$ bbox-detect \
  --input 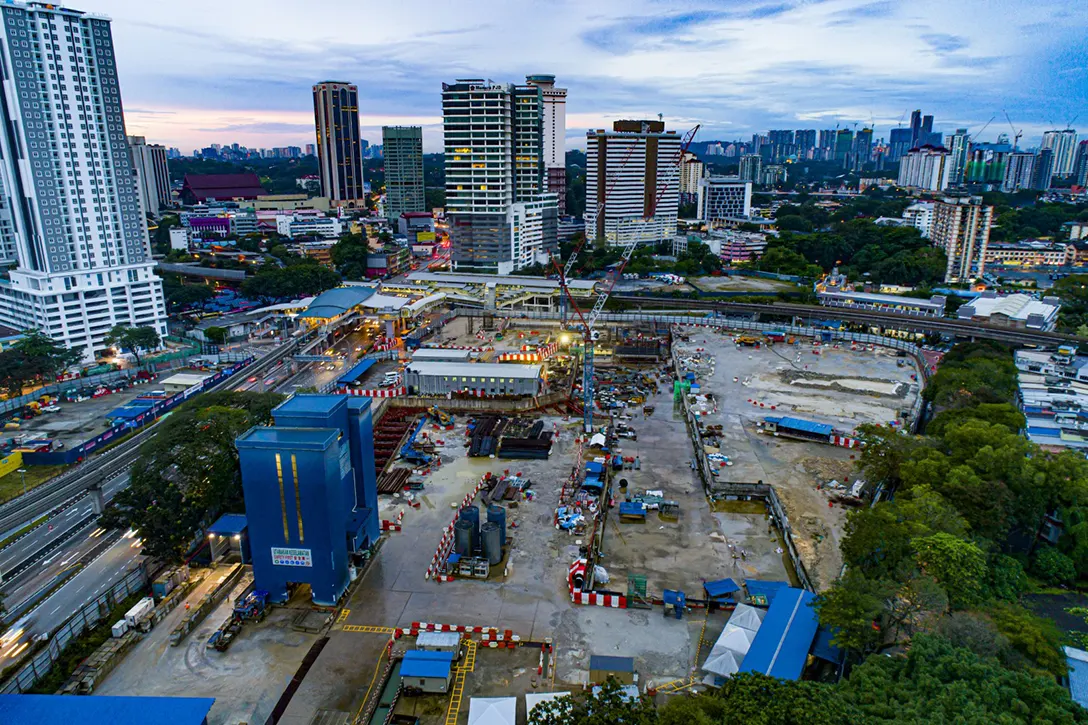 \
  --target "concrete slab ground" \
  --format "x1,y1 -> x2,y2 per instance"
674,325 -> 921,589
280,341 -> 795,723
95,567 -> 319,725
689,275 -> 799,293
7,378 -> 166,450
